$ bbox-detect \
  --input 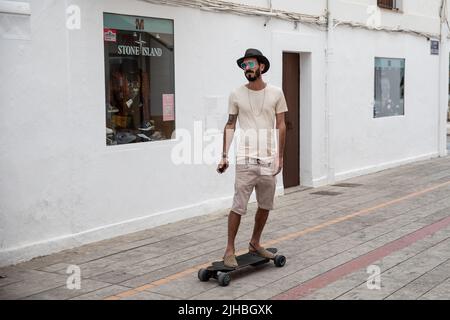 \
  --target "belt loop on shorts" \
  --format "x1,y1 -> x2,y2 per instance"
244,158 -> 271,167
